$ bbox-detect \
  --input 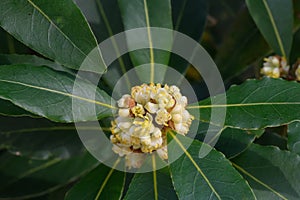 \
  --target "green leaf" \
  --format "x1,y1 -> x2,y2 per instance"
0,0 -> 105,73
169,0 -> 208,73
0,54 -> 74,75
0,99 -> 37,117
246,0 -> 293,59
118,0 -> 173,83
168,132 -> 256,200
255,130 -> 288,150
188,78 -> 300,129
0,64 -> 114,123
0,151 -> 98,199
294,0 -> 300,30
65,163 -> 125,200
76,0 -> 133,90
196,122 -> 261,158
231,144 -> 300,199
0,27 -> 30,54
215,9 -> 270,82
0,116 -> 87,160
288,121 -> 300,155
124,167 -> 177,200
290,28 -> 300,64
